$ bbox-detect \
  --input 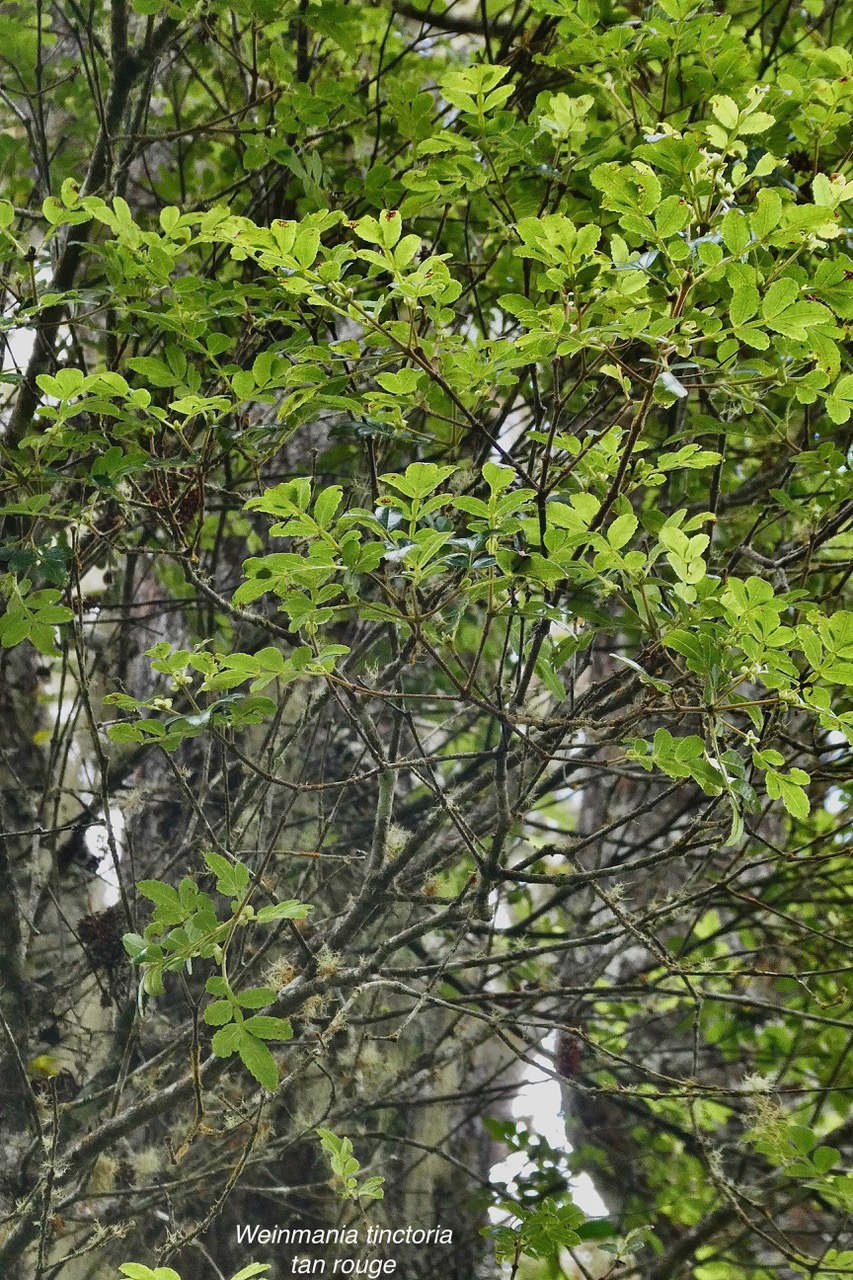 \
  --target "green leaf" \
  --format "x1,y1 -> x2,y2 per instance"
711,95 -> 739,130
654,196 -> 690,240
664,629 -> 706,669
236,986 -> 277,1008
812,1146 -> 840,1175
750,188 -> 782,239
255,900 -> 312,923
237,1030 -> 279,1091
722,210 -> 750,256
126,356 -> 179,387
293,226 -> 320,267
825,373 -> 853,424
730,285 -> 760,327
232,370 -> 255,401
357,1176 -> 385,1201
765,768 -> 810,819
242,1015 -> 293,1040
119,1268 -> 181,1280
203,851 -> 251,898
211,1024 -> 242,1057
379,462 -> 456,500
314,485 -> 343,528
607,513 -> 637,549
136,880 -> 181,907
762,278 -> 799,321
203,1000 -> 235,1026
375,369 -> 422,395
